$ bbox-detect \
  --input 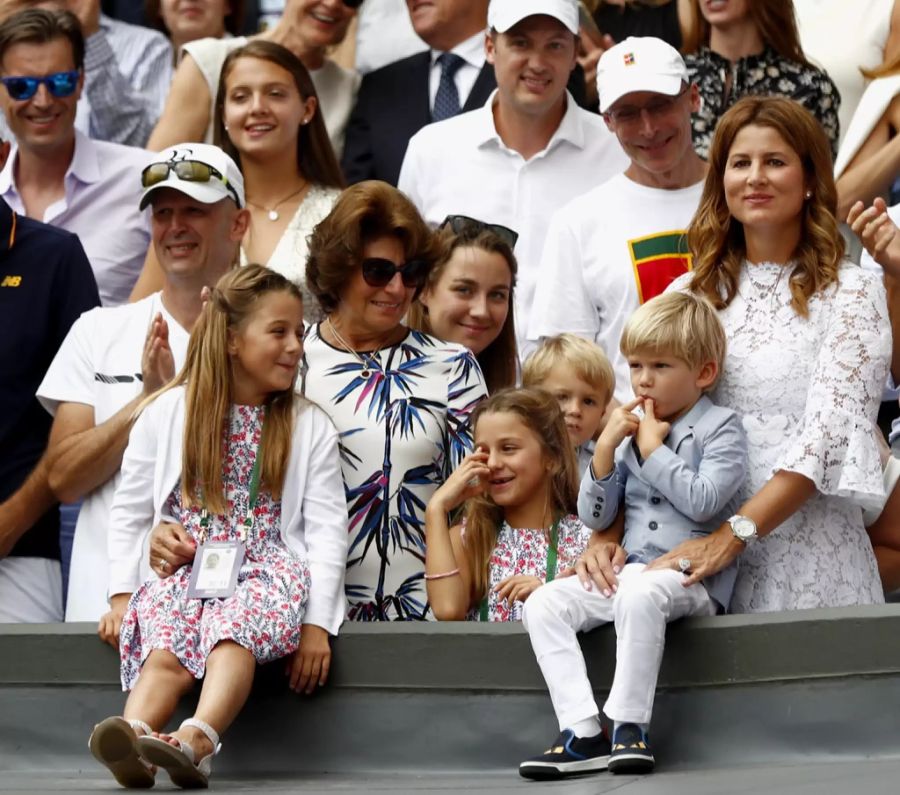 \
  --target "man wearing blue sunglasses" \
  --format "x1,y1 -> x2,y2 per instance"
0,8 -> 151,307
